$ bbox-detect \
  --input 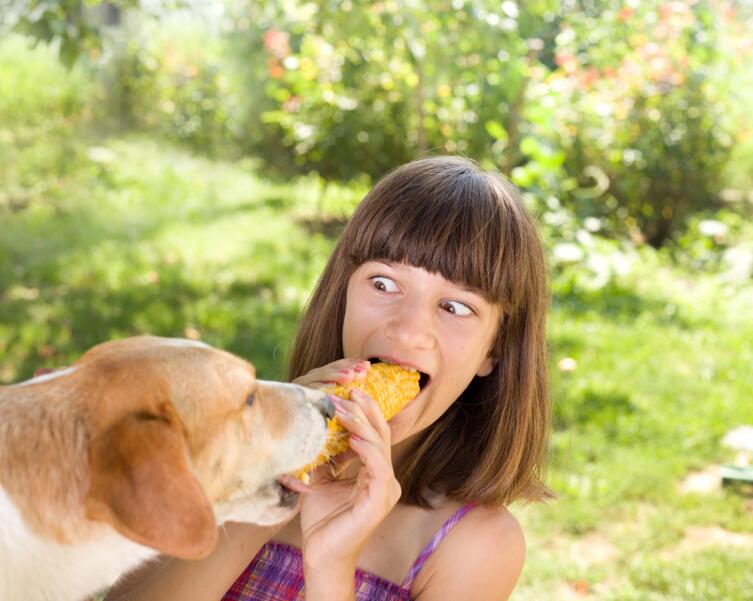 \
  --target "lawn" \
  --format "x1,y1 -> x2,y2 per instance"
2,134 -> 752,599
